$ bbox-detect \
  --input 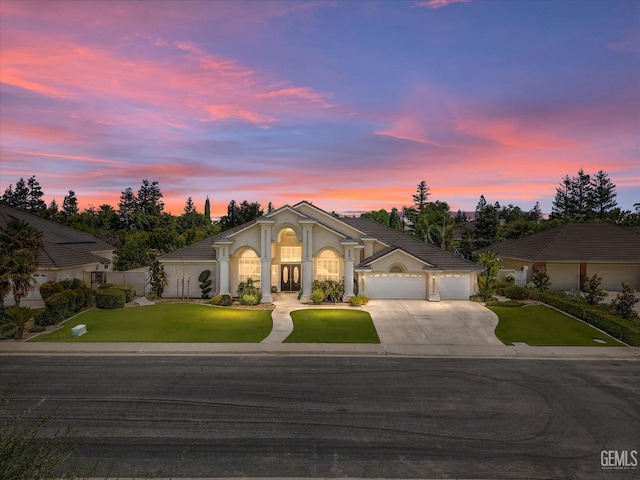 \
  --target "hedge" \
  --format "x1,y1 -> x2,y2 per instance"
95,288 -> 126,309
538,291 -> 640,346
113,285 -> 135,303
211,294 -> 232,306
37,292 -> 70,326
39,282 -> 63,301
504,285 -> 529,300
